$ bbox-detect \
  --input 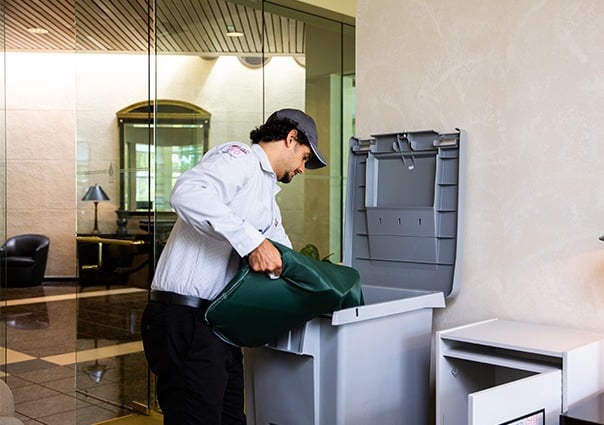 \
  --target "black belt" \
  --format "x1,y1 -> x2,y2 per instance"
150,290 -> 211,309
